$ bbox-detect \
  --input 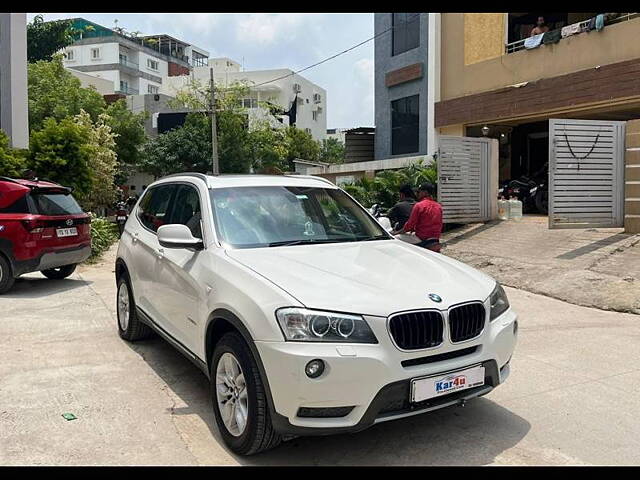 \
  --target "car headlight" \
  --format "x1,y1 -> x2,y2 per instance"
489,283 -> 510,321
276,308 -> 378,343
